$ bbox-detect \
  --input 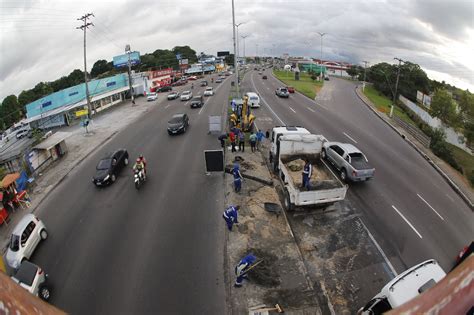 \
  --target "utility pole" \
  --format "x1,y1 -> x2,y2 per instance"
362,60 -> 369,91
231,0 -> 239,96
77,13 -> 94,120
256,43 -> 259,63
317,32 -> 326,80
241,35 -> 249,63
125,44 -> 135,105
392,57 -> 404,117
